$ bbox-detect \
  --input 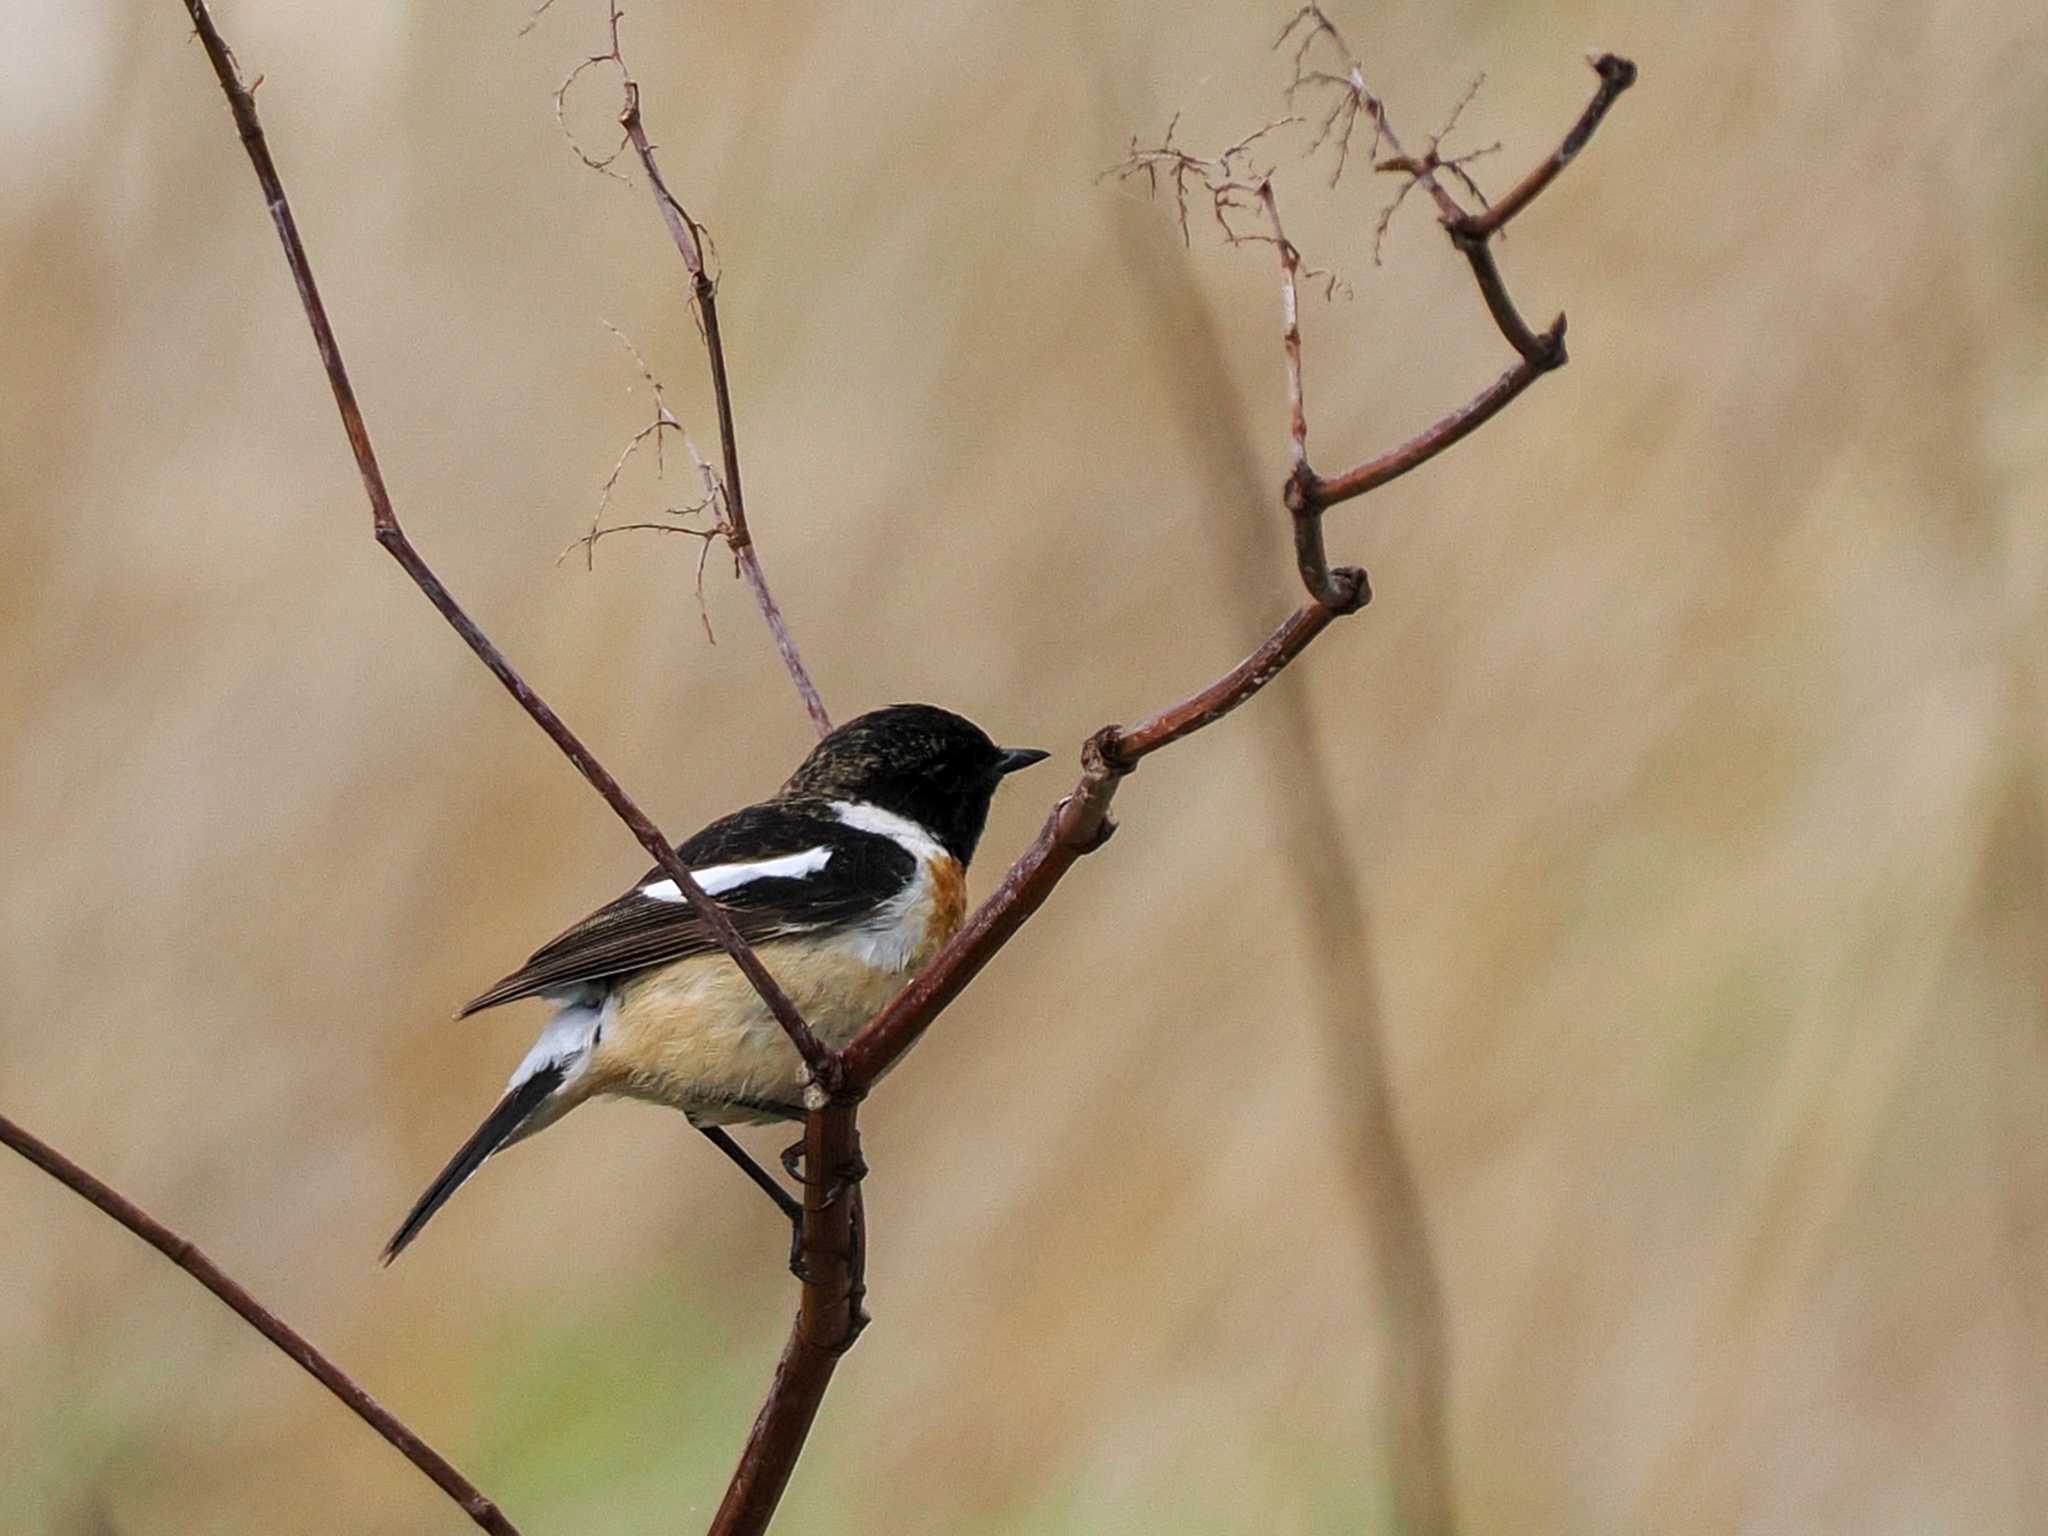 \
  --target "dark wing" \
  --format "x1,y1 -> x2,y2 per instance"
457,800 -> 914,1016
